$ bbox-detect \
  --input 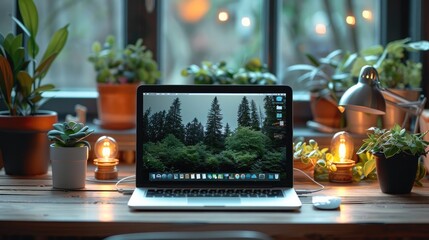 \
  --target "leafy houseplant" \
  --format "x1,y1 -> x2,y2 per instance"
350,38 -> 429,129
181,58 -> 277,85
88,36 -> 160,130
0,0 -> 69,175
350,38 -> 429,89
48,121 -> 94,189
357,125 -> 429,194
286,50 -> 355,129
